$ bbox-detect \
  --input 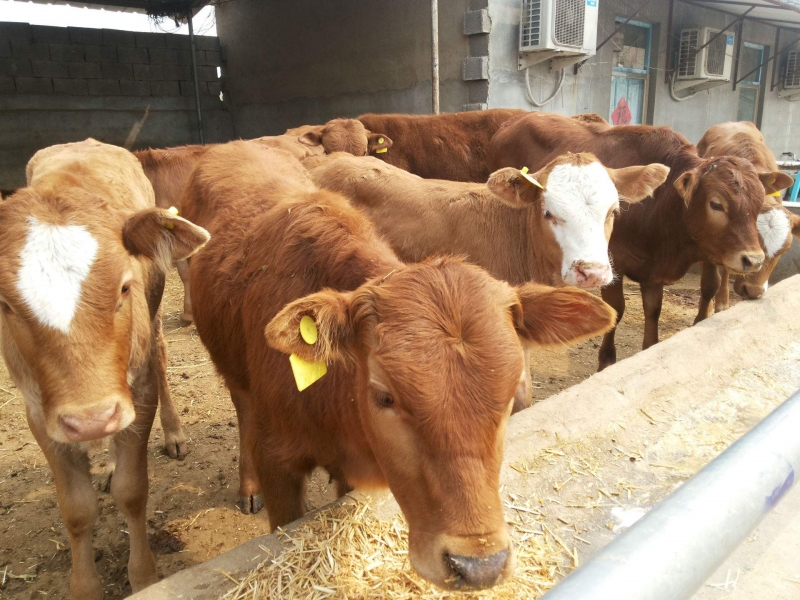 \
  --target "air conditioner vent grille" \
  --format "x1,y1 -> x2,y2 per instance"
553,0 -> 585,47
521,0 -> 542,49
678,29 -> 699,77
705,33 -> 727,76
786,51 -> 800,87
